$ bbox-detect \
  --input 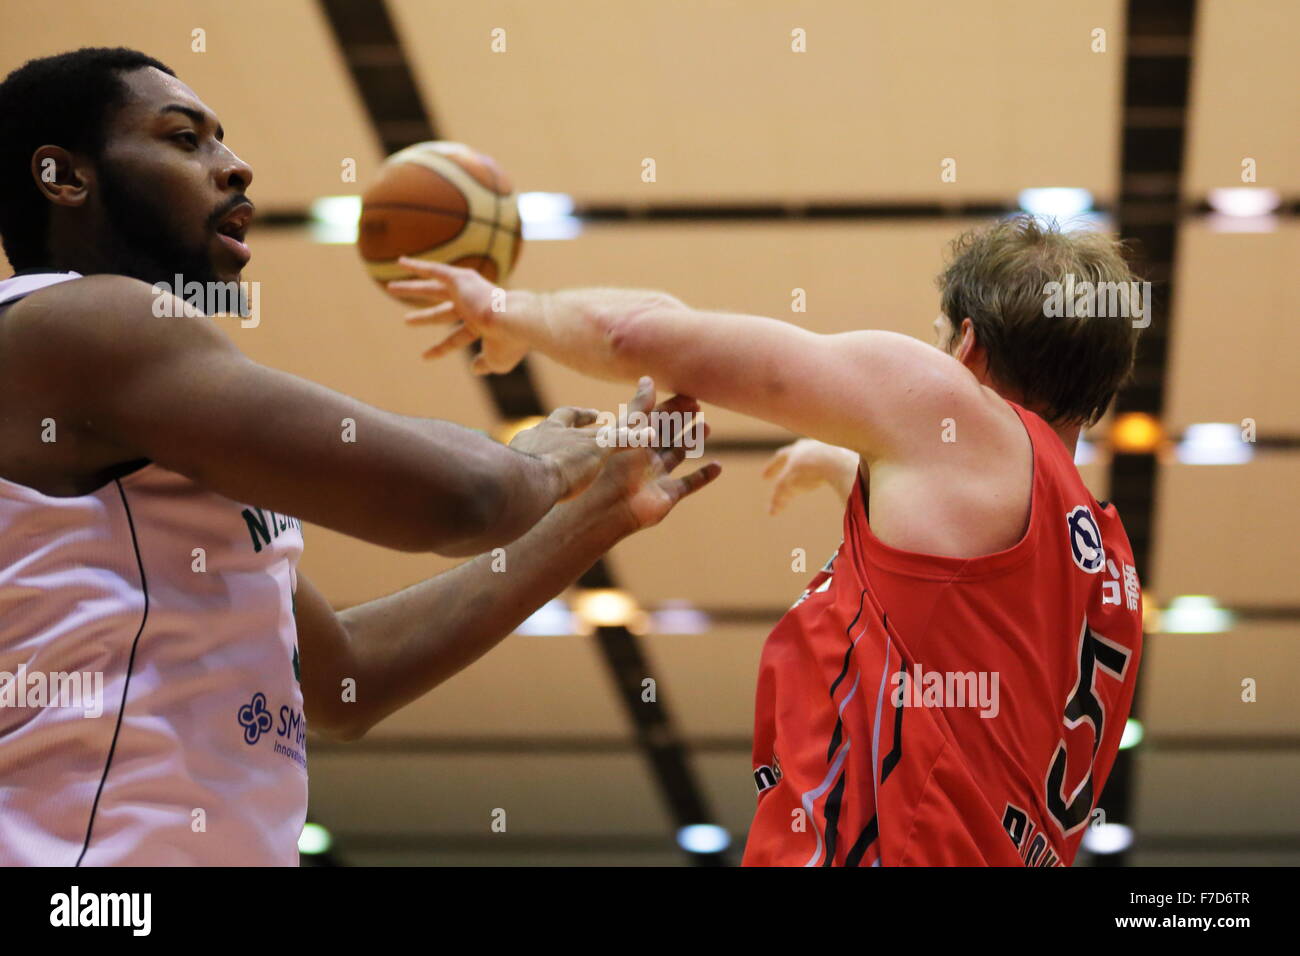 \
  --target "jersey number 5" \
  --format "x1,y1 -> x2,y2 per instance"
1046,617 -> 1132,836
